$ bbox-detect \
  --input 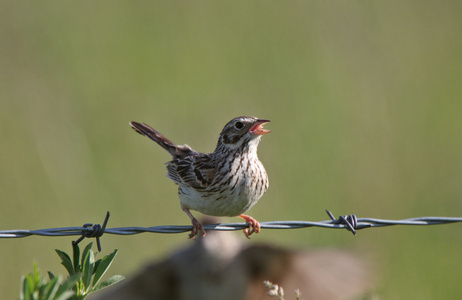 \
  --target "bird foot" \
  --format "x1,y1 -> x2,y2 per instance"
238,214 -> 261,239
183,207 -> 206,239
188,218 -> 206,239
